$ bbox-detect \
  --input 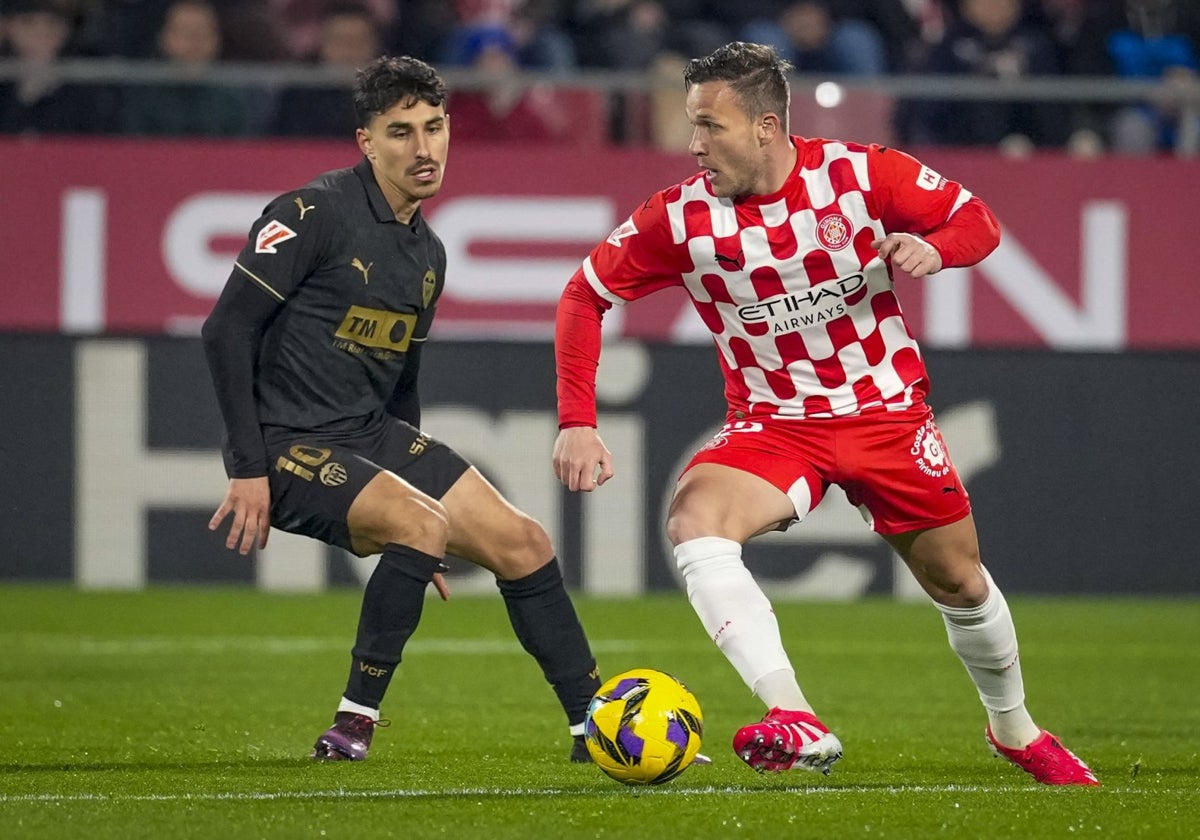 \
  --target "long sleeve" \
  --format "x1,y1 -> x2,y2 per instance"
555,270 -> 611,428
922,195 -> 1000,269
869,145 -> 1001,268
200,272 -> 282,478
